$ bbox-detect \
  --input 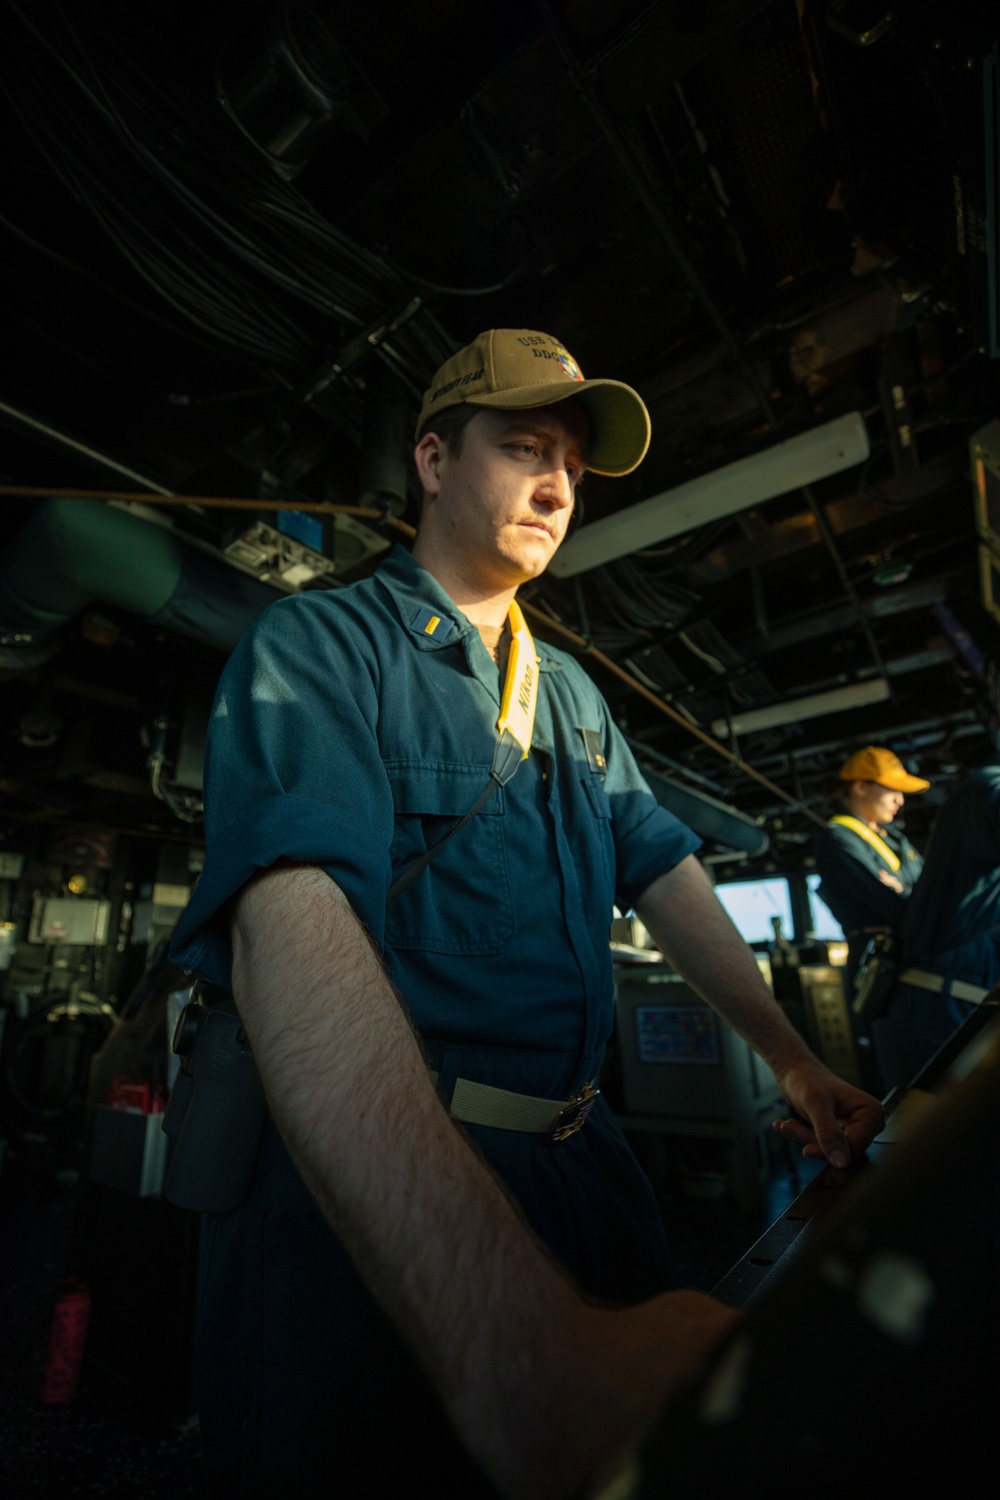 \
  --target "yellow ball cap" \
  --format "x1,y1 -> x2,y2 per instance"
837,746 -> 930,792
415,328 -> 651,477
